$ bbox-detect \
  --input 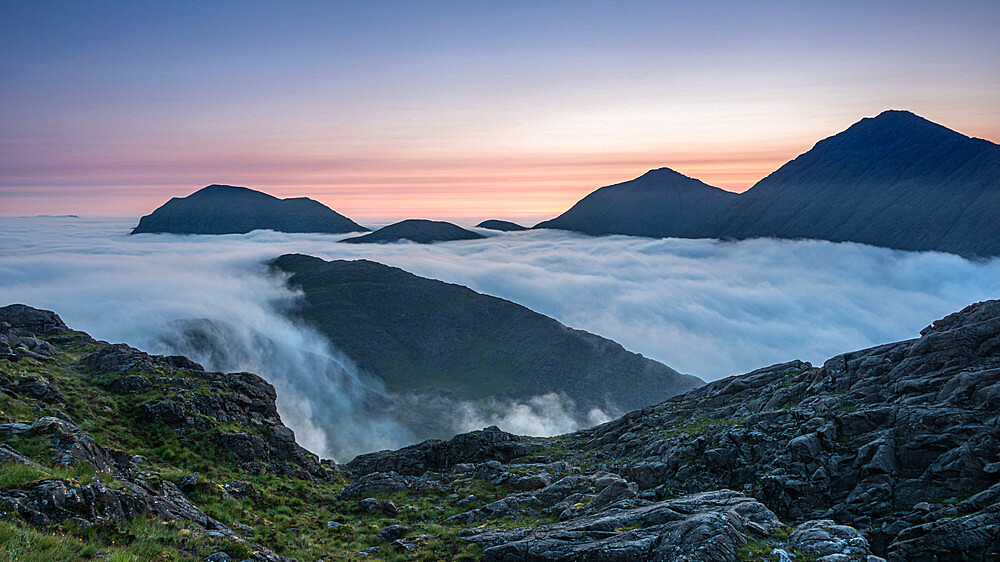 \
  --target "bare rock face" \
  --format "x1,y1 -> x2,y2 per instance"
789,519 -> 872,558
83,342 -> 204,372
0,304 -> 70,361
346,425 -> 530,476
0,304 -> 68,334
0,415 -> 233,534
888,502 -> 1000,560
0,417 -> 136,478
467,490 -> 781,561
